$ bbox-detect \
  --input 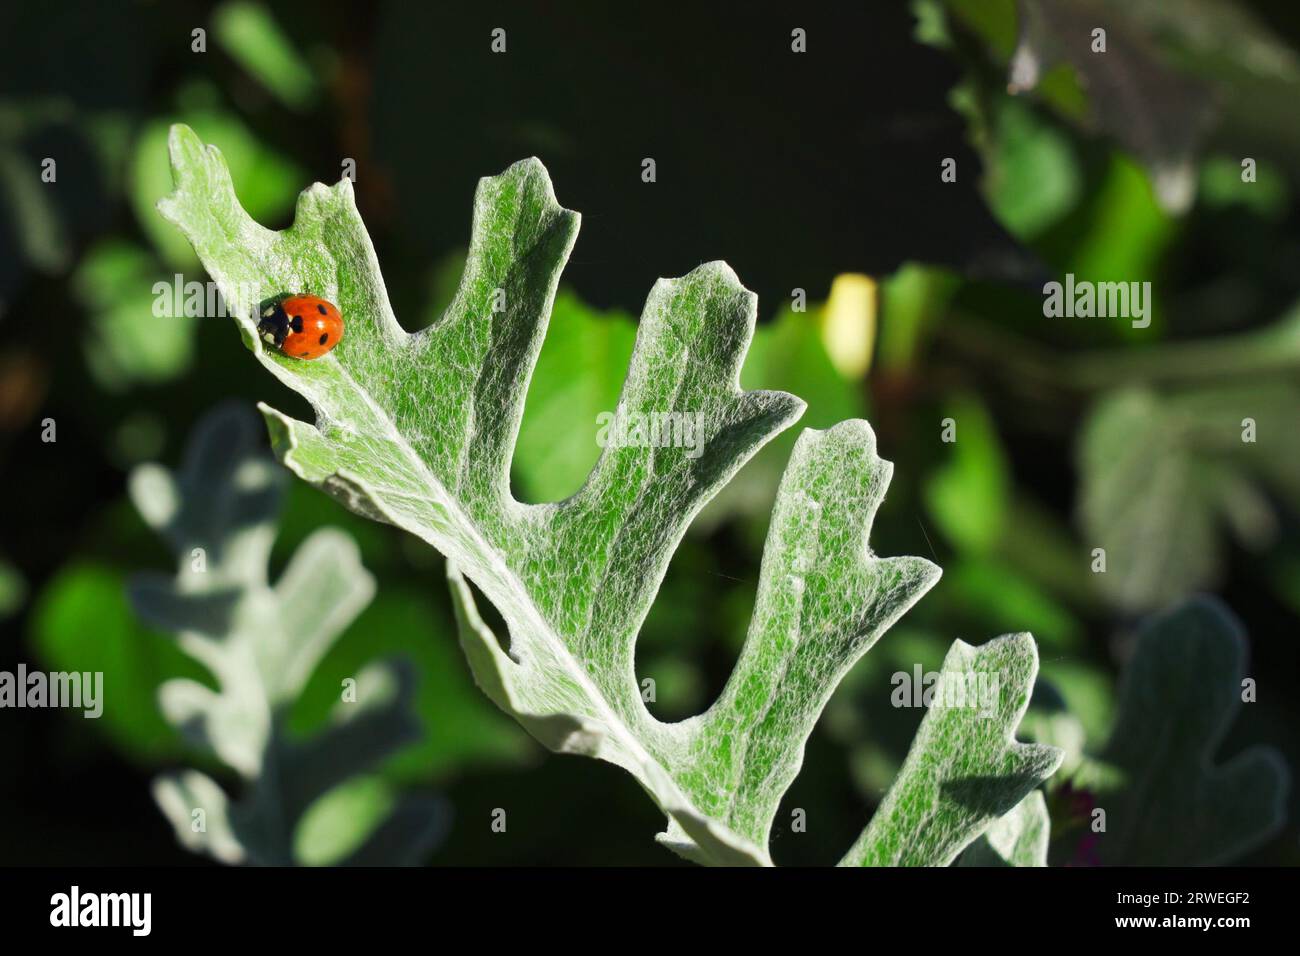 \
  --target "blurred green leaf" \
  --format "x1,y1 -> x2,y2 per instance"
1041,153 -> 1177,343
982,96 -> 1081,239
421,249 -> 470,330
292,775 -> 395,866
1067,154 -> 1175,285
213,1 -> 320,110
1080,598 -> 1288,865
942,0 -> 1018,57
1035,660 -> 1113,747
945,559 -> 1082,650
73,240 -> 198,391
1079,382 -> 1300,611
876,262 -> 960,372
512,290 -> 636,503
636,655 -> 704,721
996,498 -> 1104,612
31,563 -> 206,761
0,143 -> 71,272
109,411 -> 168,468
293,772 -> 452,867
1199,155 -> 1289,219
636,538 -> 725,721
924,394 -> 1009,555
